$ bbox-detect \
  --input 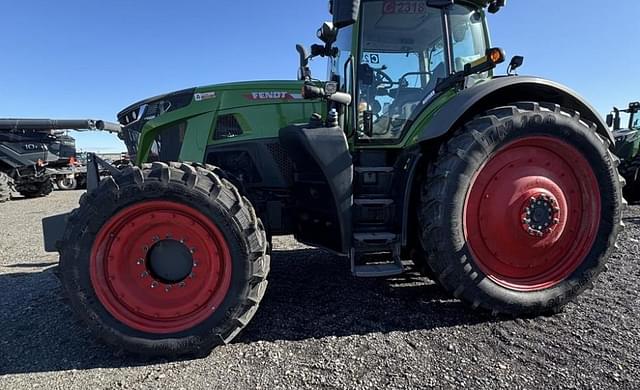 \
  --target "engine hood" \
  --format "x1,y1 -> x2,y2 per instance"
117,80 -> 307,123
